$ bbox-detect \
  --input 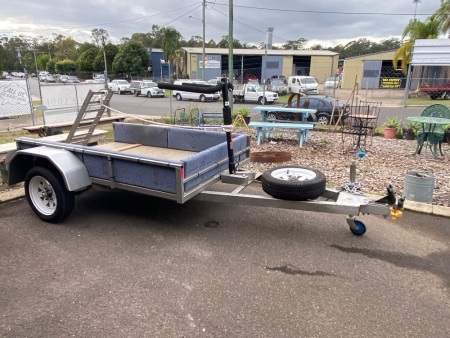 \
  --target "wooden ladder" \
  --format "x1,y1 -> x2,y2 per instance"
65,90 -> 113,145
